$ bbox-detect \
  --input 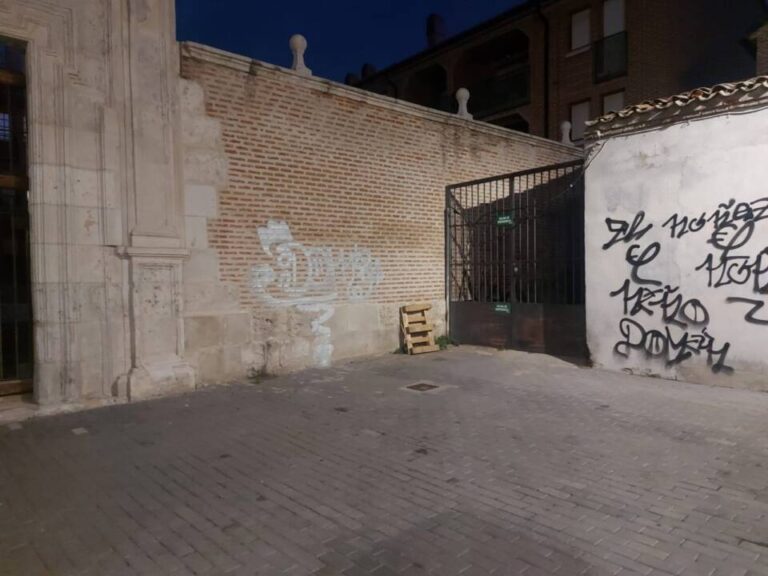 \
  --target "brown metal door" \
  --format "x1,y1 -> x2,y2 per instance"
0,39 -> 32,396
446,161 -> 588,361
